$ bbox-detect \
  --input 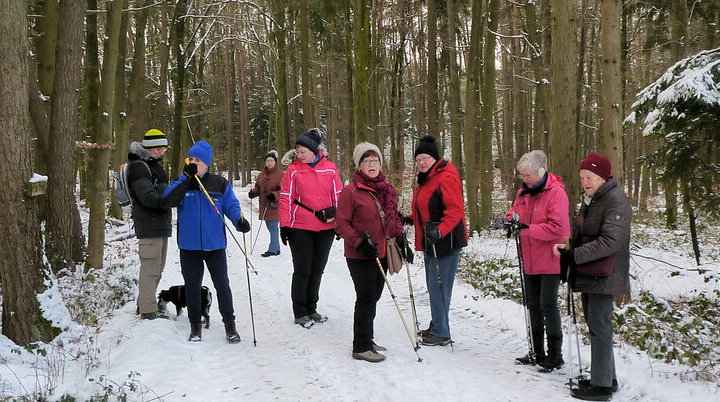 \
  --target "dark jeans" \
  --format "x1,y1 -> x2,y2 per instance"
347,257 -> 386,353
288,228 -> 335,318
524,273 -> 562,338
180,249 -> 235,323
582,293 -> 617,387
